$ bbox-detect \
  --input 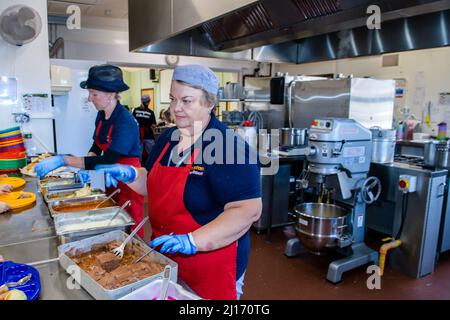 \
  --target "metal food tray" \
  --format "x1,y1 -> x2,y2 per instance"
39,179 -> 84,195
53,206 -> 131,243
48,196 -> 116,217
44,188 -> 106,204
38,176 -> 76,188
58,230 -> 178,300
